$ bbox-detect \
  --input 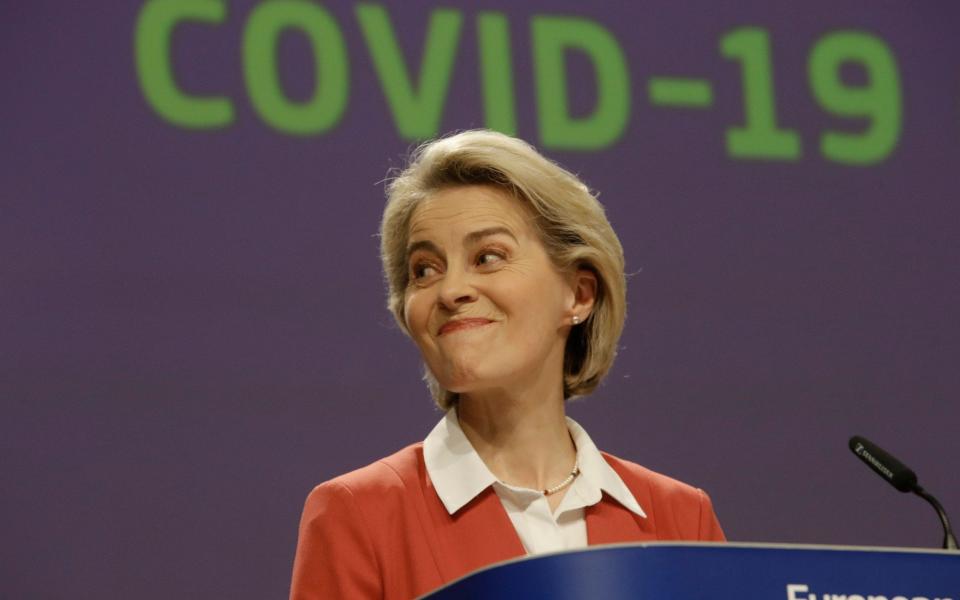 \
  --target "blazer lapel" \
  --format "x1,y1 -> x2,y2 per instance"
586,495 -> 656,545
424,482 -> 526,582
